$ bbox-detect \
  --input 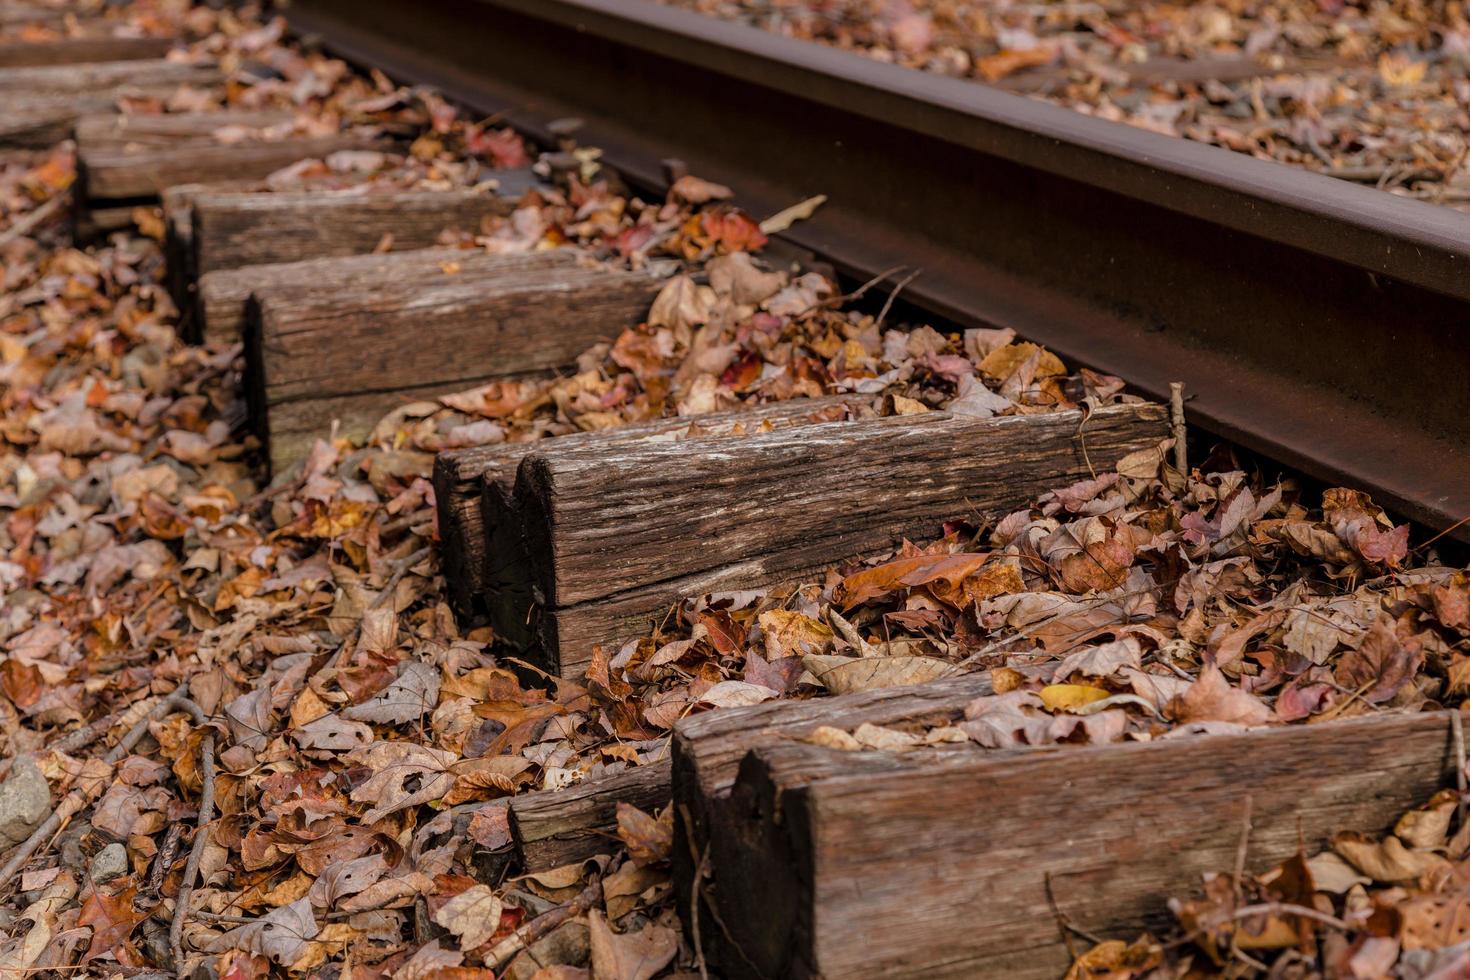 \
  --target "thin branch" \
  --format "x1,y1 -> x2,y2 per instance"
168,695 -> 214,976
483,875 -> 603,970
